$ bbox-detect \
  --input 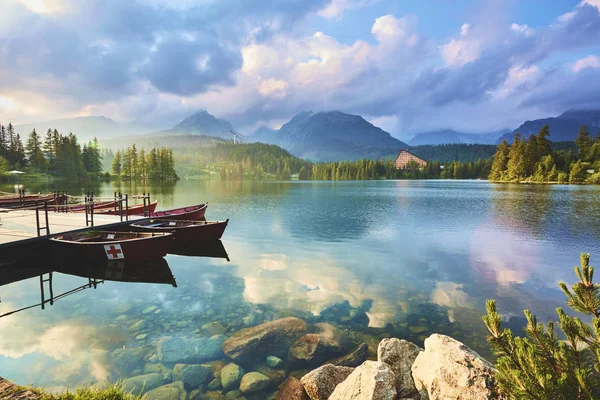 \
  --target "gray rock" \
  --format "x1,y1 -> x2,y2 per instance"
222,317 -> 307,362
266,355 -> 283,368
143,305 -> 158,314
221,363 -> 245,390
110,347 -> 145,375
203,391 -> 225,400
240,372 -> 271,394
300,364 -> 354,400
225,390 -> 245,399
122,373 -> 167,395
255,365 -> 286,387
173,363 -> 211,389
329,361 -> 397,400
189,388 -> 204,400
330,343 -> 368,368
276,377 -> 310,400
411,334 -> 498,400
288,323 -> 345,368
158,335 -> 225,363
144,381 -> 187,400
377,338 -> 422,399
114,303 -> 132,314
